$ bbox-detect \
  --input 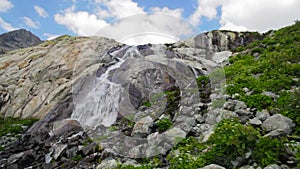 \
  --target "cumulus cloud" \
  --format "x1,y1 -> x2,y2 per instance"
34,5 -> 48,18
150,7 -> 183,18
54,7 -> 108,36
0,0 -> 13,12
189,0 -> 219,25
96,13 -> 195,45
219,0 -> 300,32
23,17 -> 39,29
0,17 -> 17,31
54,3 -> 197,45
95,0 -> 145,19
190,0 -> 300,32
